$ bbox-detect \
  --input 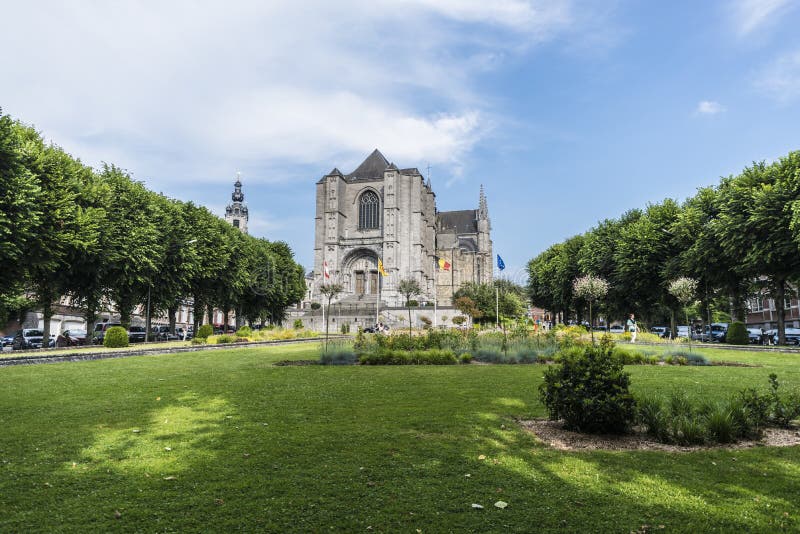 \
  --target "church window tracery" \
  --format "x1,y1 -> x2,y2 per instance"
358,190 -> 380,230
